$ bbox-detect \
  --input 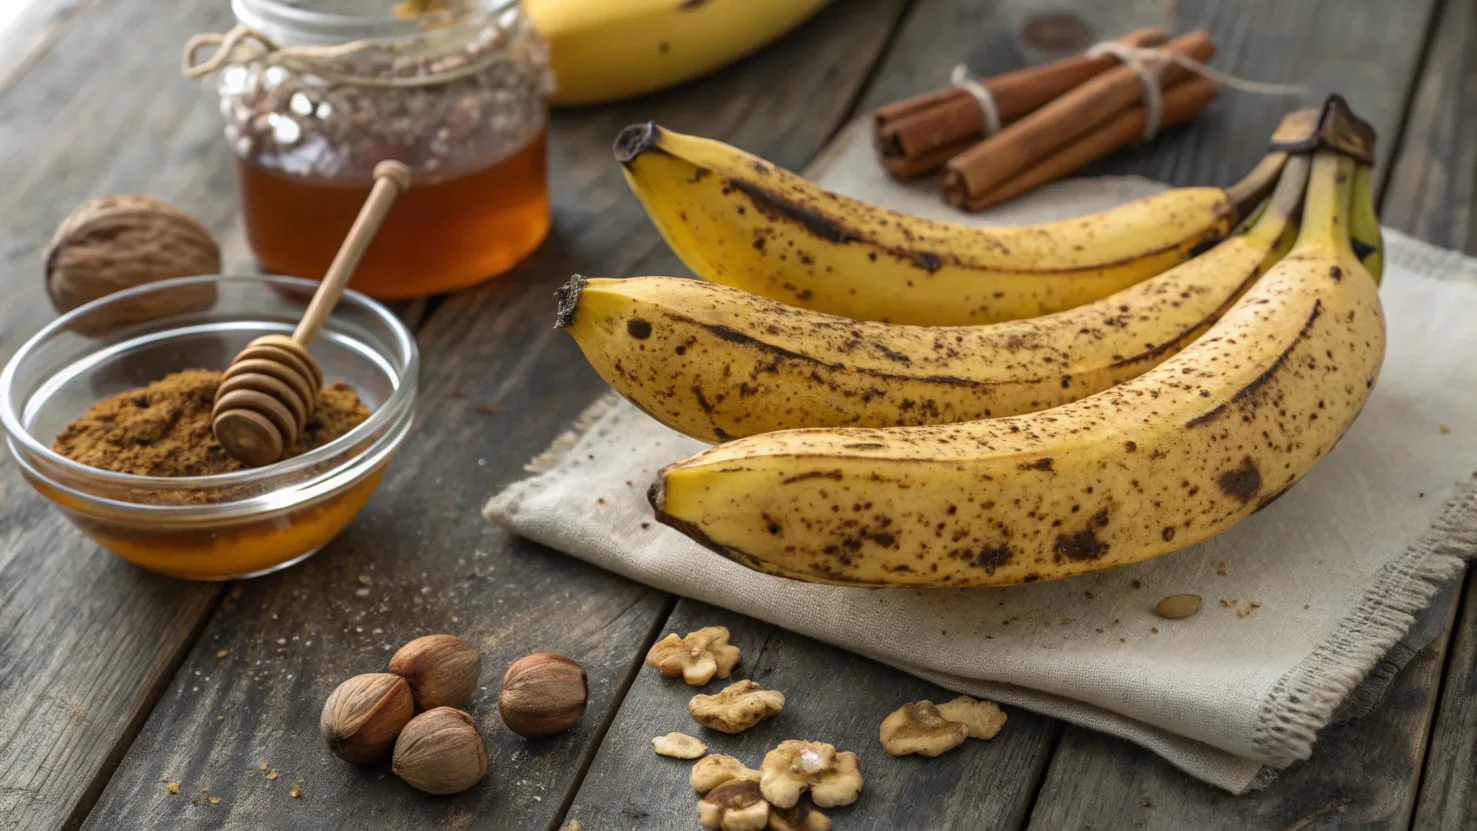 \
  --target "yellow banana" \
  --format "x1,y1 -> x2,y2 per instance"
1350,164 -> 1384,283
525,0 -> 831,106
651,150 -> 1385,587
615,122 -> 1284,325
557,155 -> 1305,442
